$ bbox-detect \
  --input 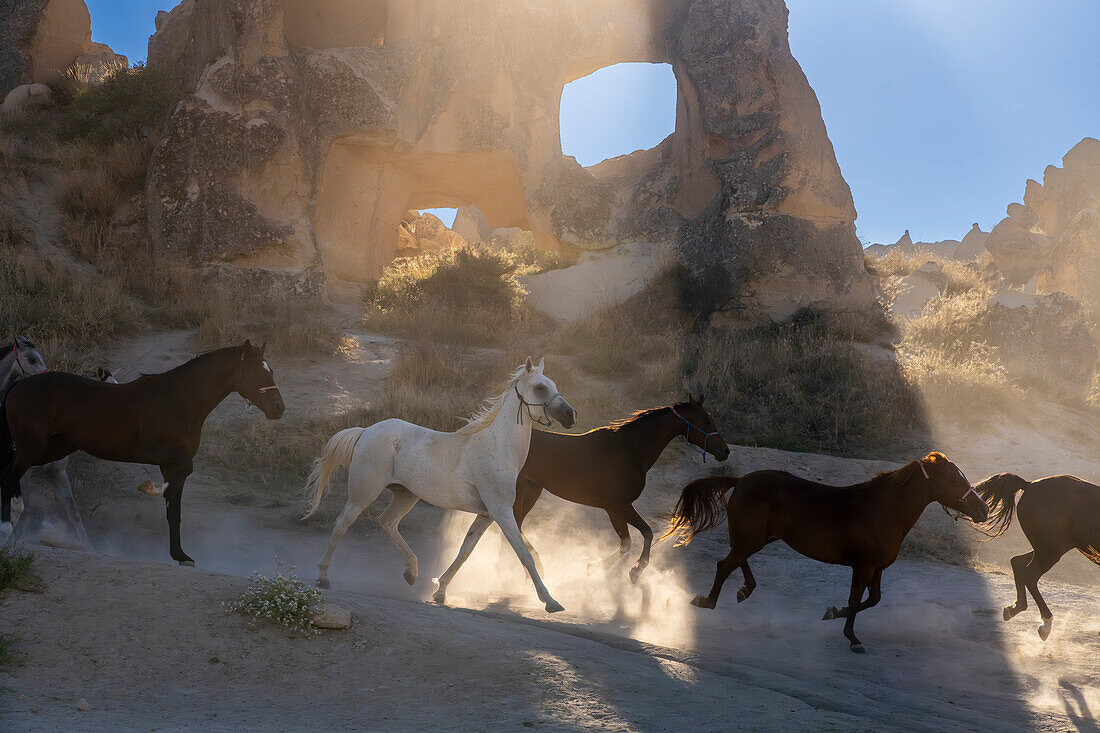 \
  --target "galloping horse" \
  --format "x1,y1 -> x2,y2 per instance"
1,338 -> 115,549
0,341 -> 284,564
662,452 -> 989,652
976,473 -> 1100,640
432,396 -> 729,600
304,357 -> 577,613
